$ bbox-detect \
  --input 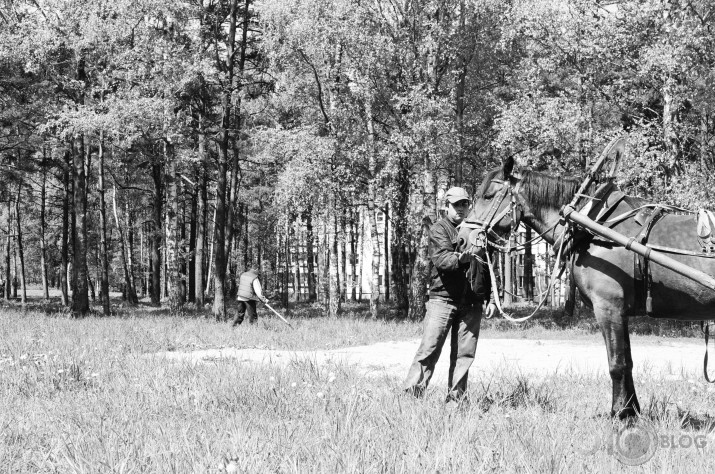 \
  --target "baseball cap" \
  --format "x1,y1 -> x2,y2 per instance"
444,187 -> 470,204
